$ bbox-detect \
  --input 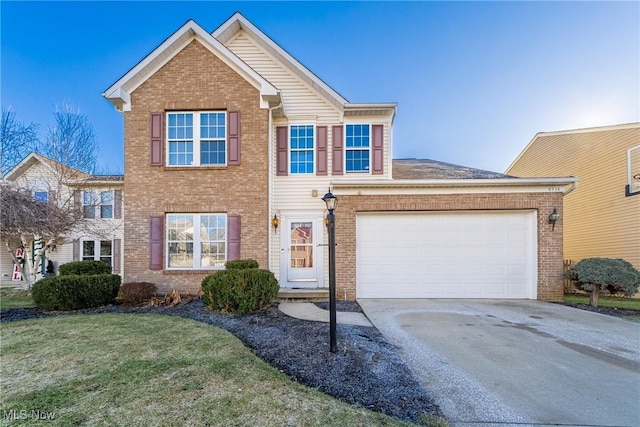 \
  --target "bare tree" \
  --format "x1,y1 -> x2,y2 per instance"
40,104 -> 98,174
1,106 -> 39,176
1,181 -> 80,286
